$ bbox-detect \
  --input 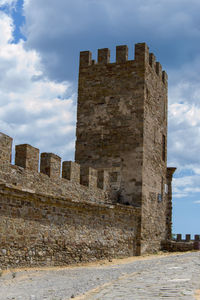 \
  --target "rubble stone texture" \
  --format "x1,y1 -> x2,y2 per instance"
0,184 -> 140,268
